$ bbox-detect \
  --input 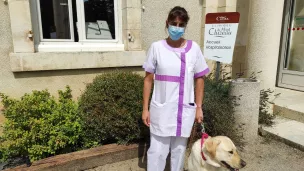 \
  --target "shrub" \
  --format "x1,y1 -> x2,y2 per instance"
79,71 -> 148,145
249,72 -> 280,126
189,72 -> 243,148
258,89 -> 279,126
0,86 -> 82,162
